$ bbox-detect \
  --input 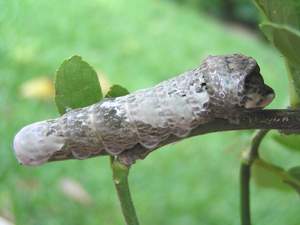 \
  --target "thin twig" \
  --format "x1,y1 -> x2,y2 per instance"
240,130 -> 269,225
243,130 -> 269,164
240,163 -> 251,225
119,109 -> 300,165
110,157 -> 140,225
